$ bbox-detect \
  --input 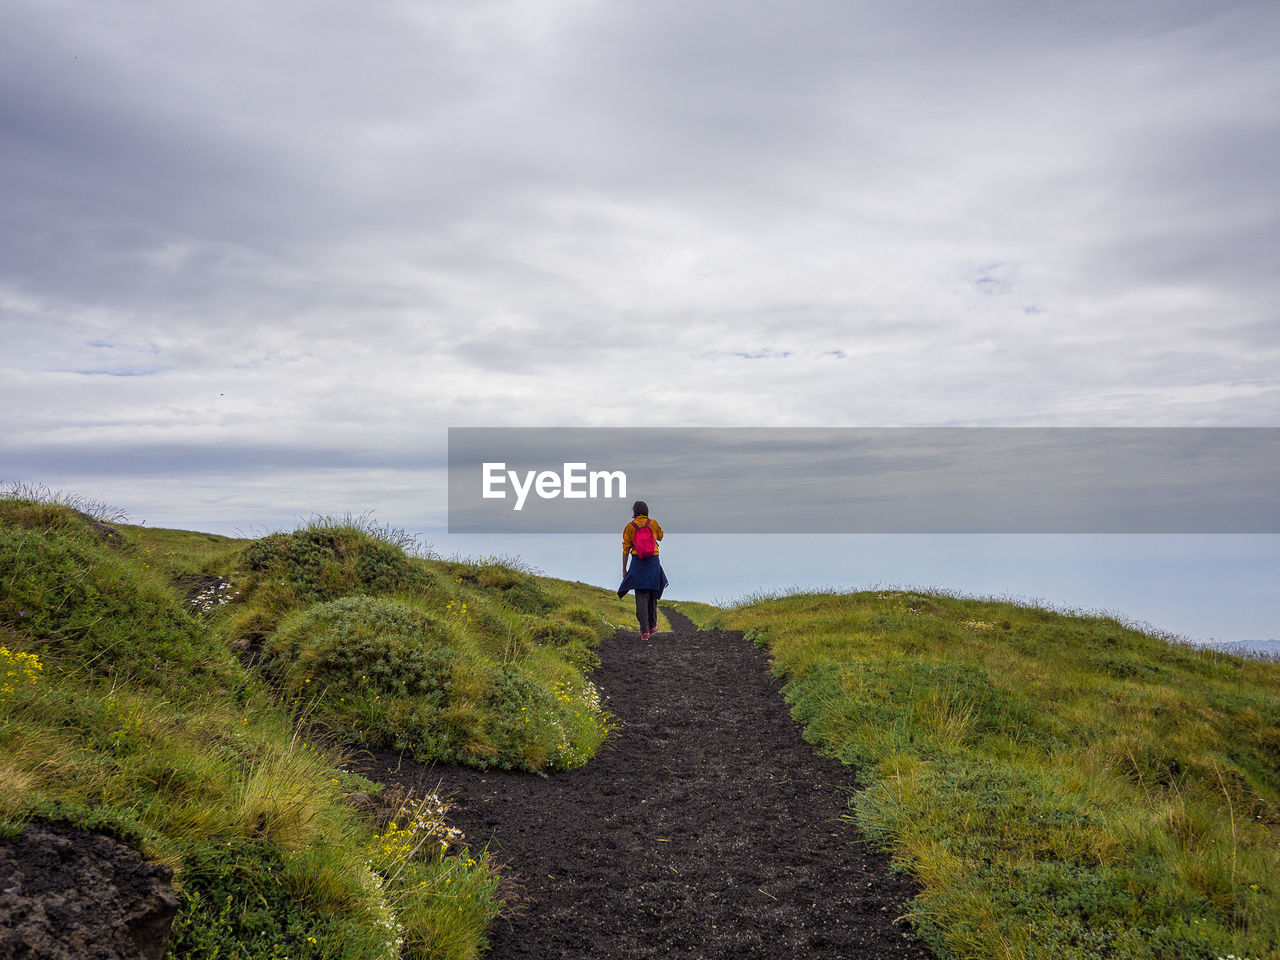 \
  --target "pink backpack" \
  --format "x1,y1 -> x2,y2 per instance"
632,519 -> 657,559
